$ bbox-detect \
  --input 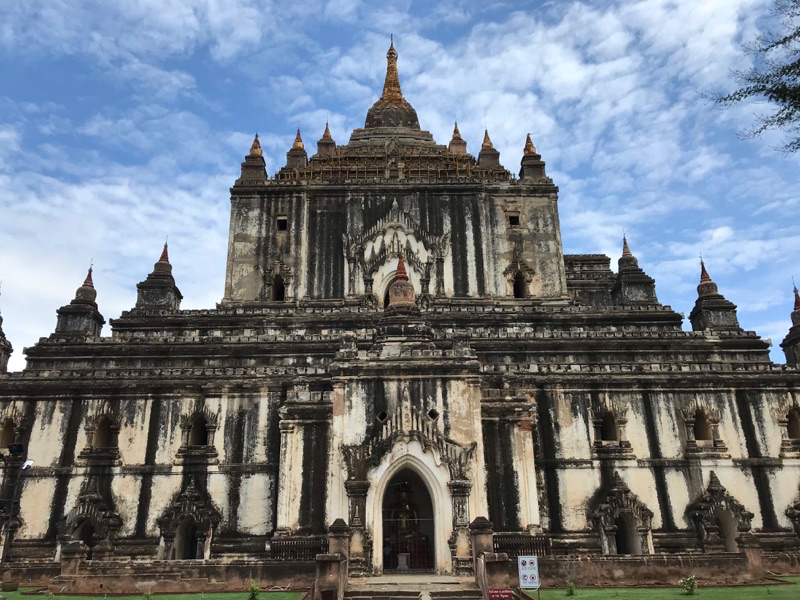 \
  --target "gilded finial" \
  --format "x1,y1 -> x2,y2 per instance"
292,128 -> 304,150
482,129 -> 493,149
622,236 -> 632,258
322,120 -> 331,140
700,259 -> 711,283
452,121 -> 463,141
249,133 -> 263,157
381,37 -> 404,103
83,265 -> 94,288
524,133 -> 537,155
793,277 -> 800,311
159,240 -> 169,263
